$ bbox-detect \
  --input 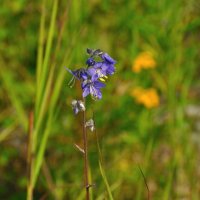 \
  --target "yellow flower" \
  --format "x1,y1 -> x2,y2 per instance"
131,87 -> 160,108
132,52 -> 156,73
